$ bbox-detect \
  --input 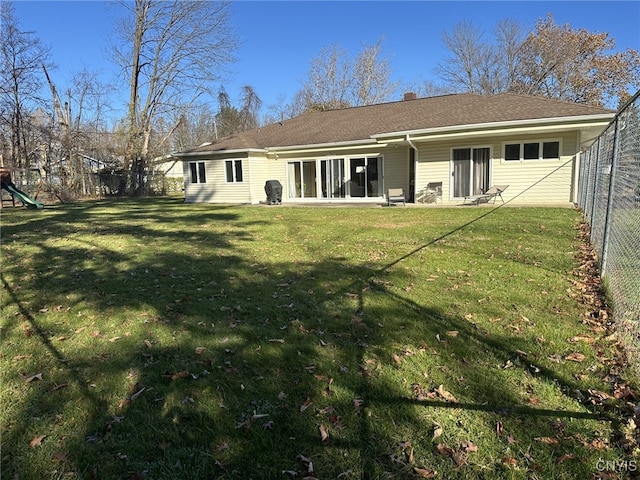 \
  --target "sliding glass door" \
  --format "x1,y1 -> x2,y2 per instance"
349,157 -> 381,198
288,161 -> 317,198
452,147 -> 490,198
287,156 -> 382,199
320,158 -> 346,198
